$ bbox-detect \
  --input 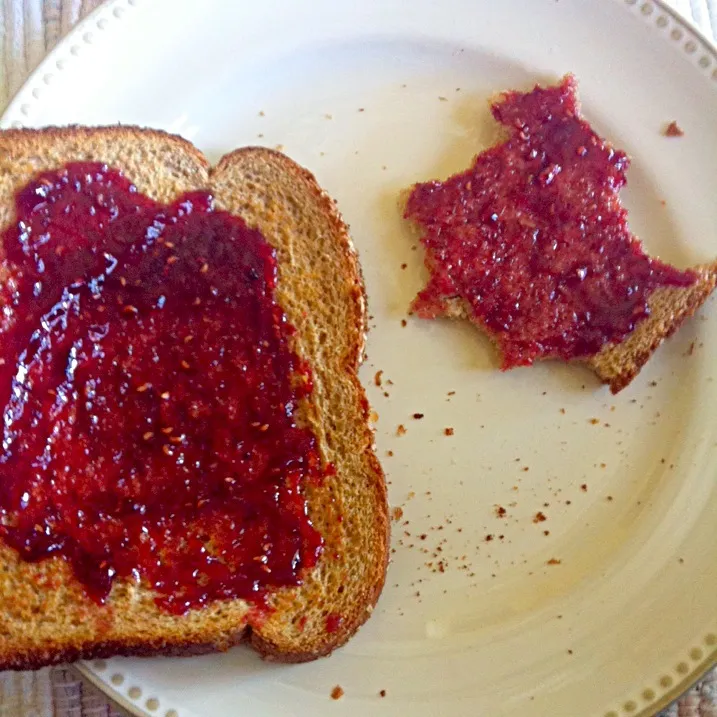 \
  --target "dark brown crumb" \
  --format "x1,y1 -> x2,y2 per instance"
447,390 -> 455,396
386,450 -> 394,457
331,686 -> 344,700
533,512 -> 547,523
485,534 -> 494,542
543,530 -> 550,536
401,319 -> 407,327
396,424 -> 407,436
444,427 -> 454,436
664,120 -> 684,137
401,263 -> 407,270
606,495 -> 614,502
379,690 -> 387,698
568,649 -> 574,655
495,506 -> 507,518
413,413 -> 424,419
687,341 -> 696,356
580,484 -> 588,492
547,558 -> 561,565
559,408 -> 566,414
522,466 -> 529,472
374,370 -> 383,387
392,506 -> 404,522
589,418 -> 599,425
358,108 -> 365,112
